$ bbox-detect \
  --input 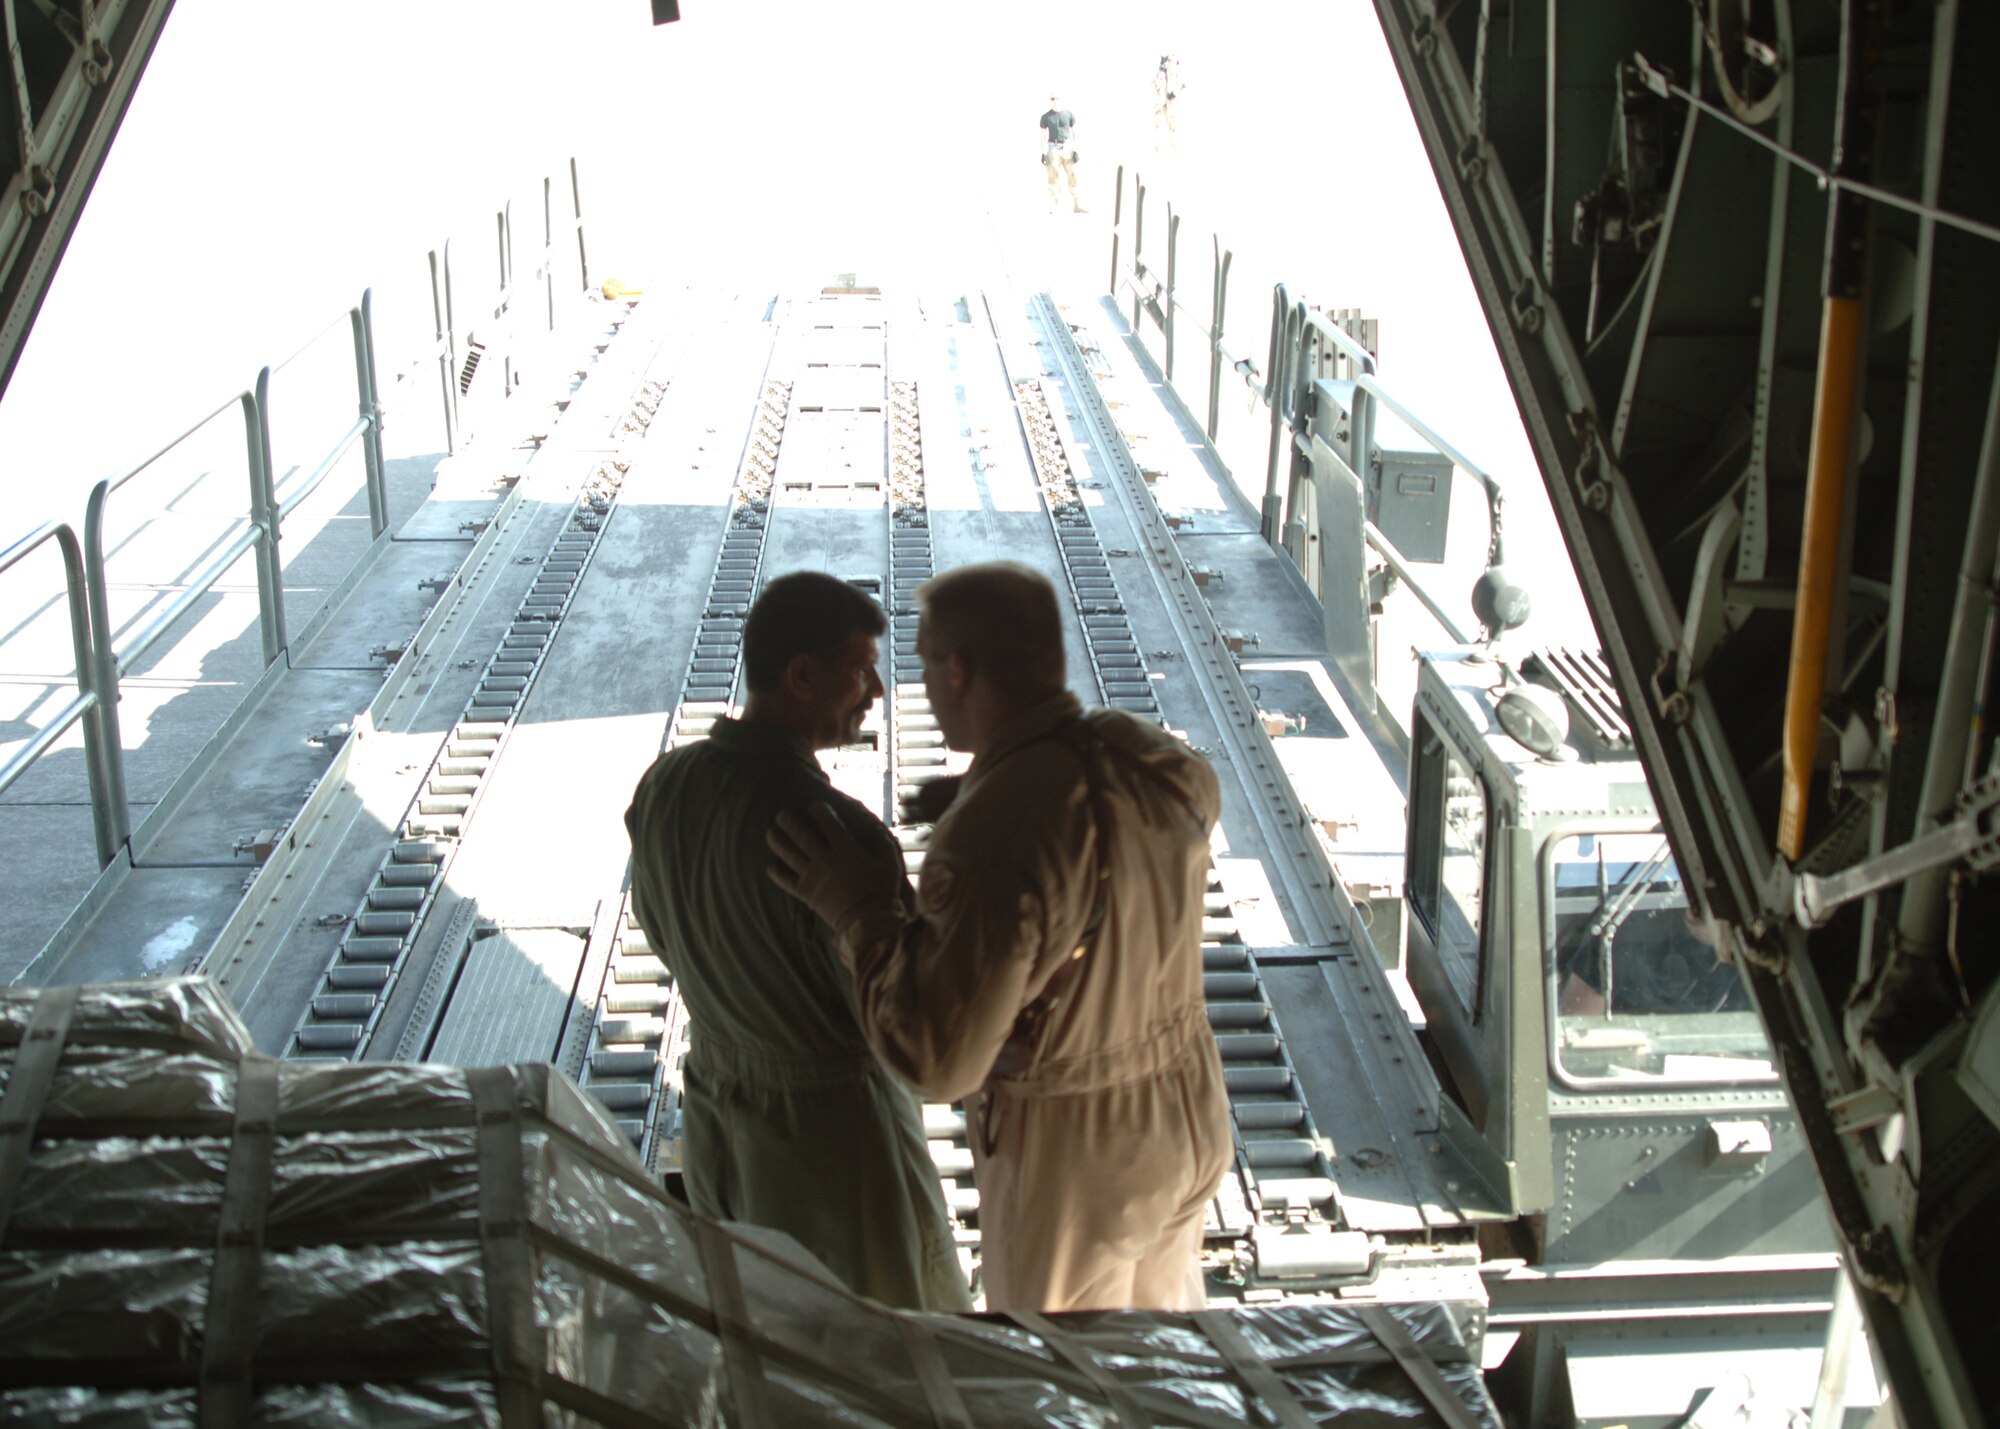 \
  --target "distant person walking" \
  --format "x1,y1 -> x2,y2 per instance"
1152,56 -> 1183,156
1039,95 -> 1085,213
